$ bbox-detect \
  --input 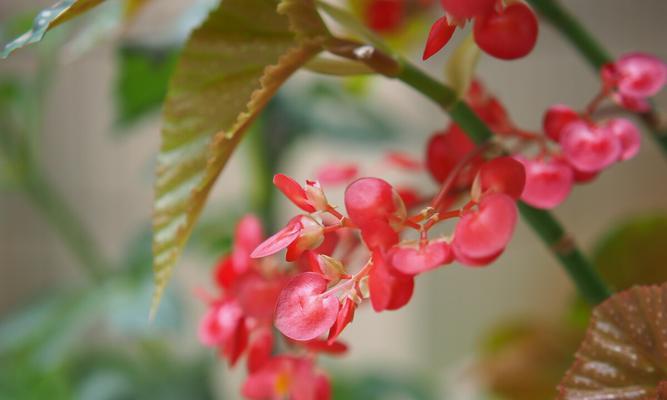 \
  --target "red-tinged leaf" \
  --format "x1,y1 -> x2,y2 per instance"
558,283 -> 667,399
251,218 -> 303,259
422,16 -> 456,60
274,173 -> 316,212
274,273 -> 340,341
151,0 -> 324,317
